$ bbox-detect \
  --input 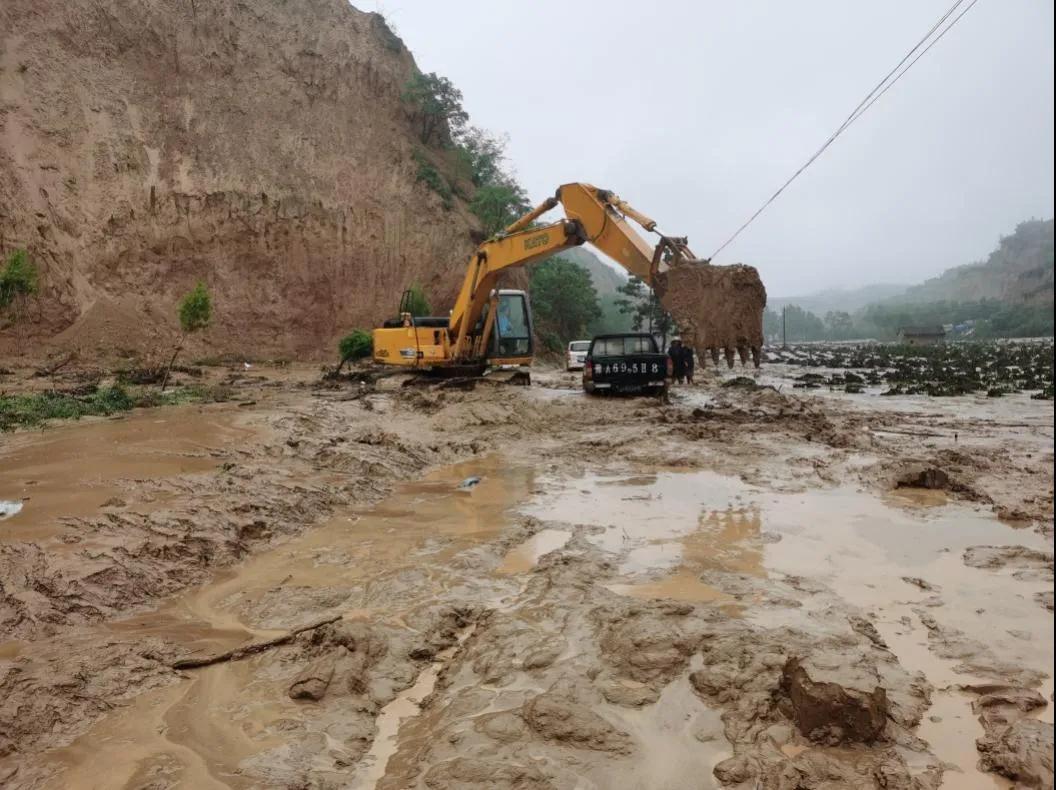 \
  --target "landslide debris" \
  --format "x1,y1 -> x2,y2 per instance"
654,262 -> 767,367
0,0 -> 476,358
